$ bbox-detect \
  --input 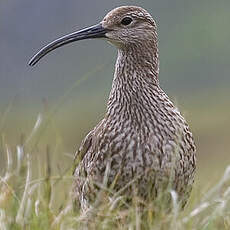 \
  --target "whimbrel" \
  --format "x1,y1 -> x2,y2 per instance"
29,6 -> 196,211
